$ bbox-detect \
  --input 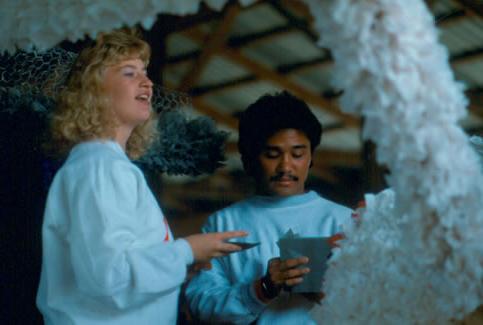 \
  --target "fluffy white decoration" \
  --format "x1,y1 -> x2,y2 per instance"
471,136 -> 483,157
0,0 -> 255,53
303,0 -> 483,323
